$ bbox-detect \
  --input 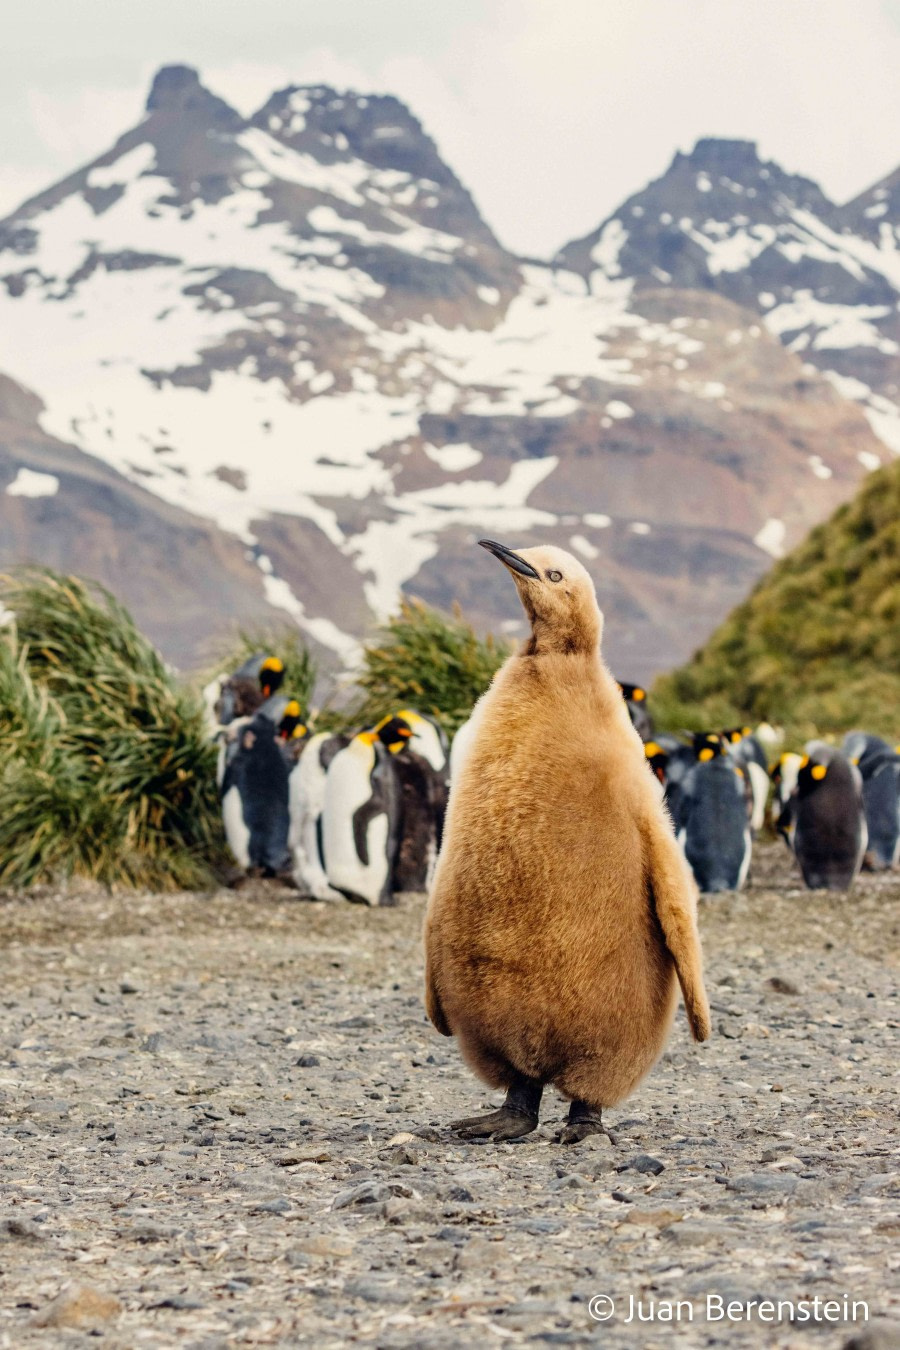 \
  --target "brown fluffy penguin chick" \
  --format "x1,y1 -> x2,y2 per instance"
424,540 -> 711,1144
